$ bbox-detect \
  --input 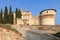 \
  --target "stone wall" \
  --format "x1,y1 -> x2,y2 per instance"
21,25 -> 60,34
